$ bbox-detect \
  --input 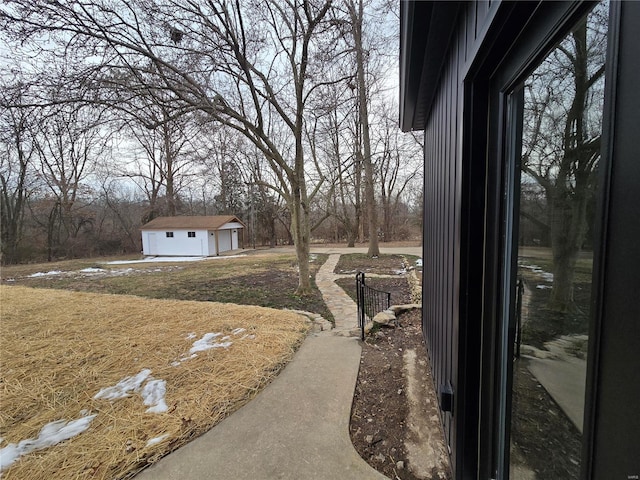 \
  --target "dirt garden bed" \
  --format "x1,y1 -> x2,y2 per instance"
350,309 -> 452,480
340,259 -> 450,480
